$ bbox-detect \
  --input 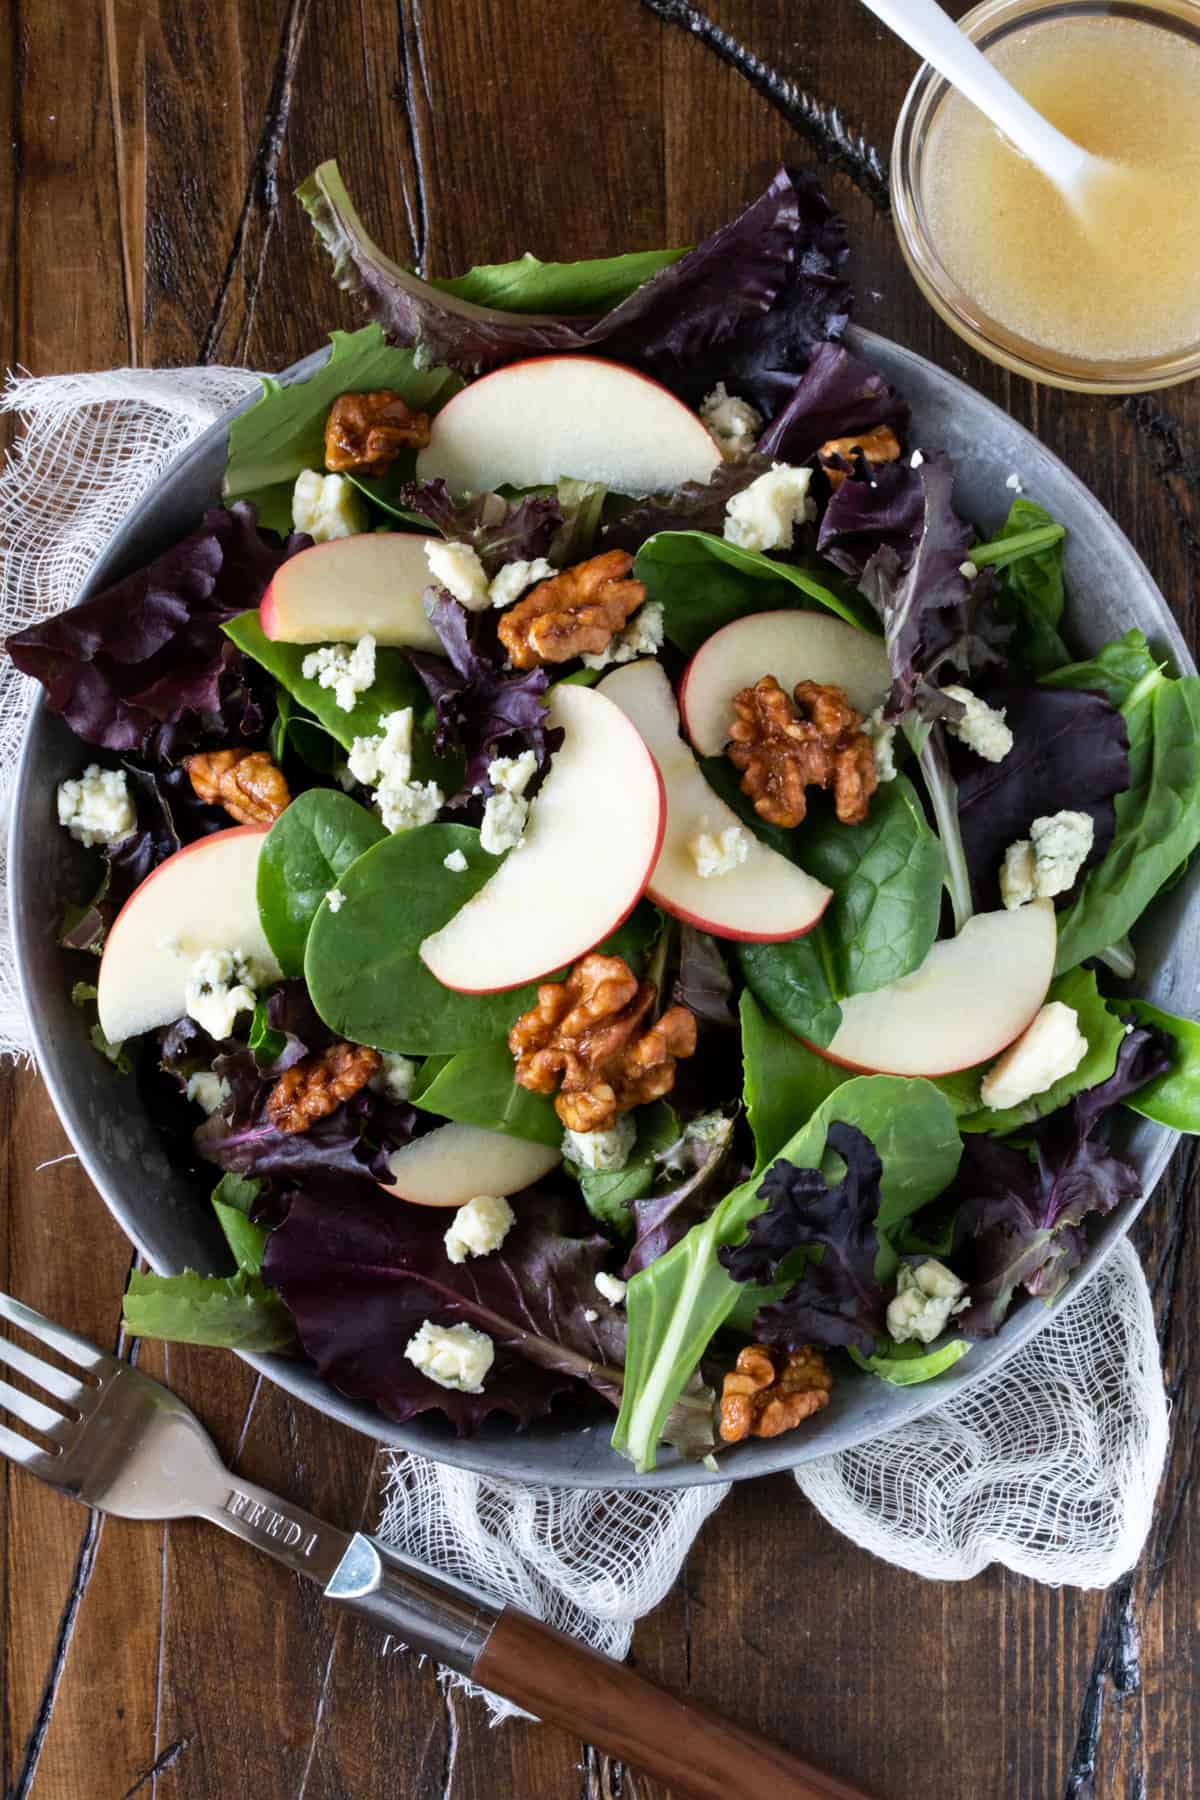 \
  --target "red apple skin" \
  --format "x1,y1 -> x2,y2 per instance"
647,877 -> 830,944
799,991 -> 1047,1078
429,763 -> 669,996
